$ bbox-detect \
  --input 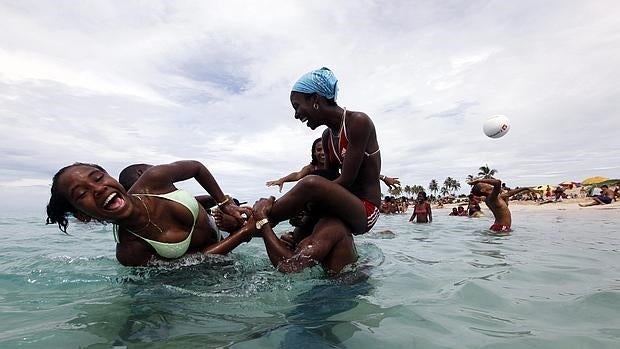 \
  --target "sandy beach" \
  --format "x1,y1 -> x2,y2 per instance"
435,198 -> 620,213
